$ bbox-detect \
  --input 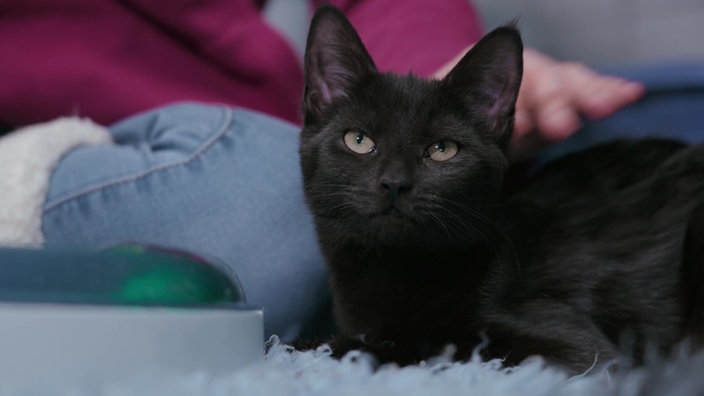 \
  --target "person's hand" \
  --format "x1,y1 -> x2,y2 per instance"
434,47 -> 645,161
510,49 -> 644,160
